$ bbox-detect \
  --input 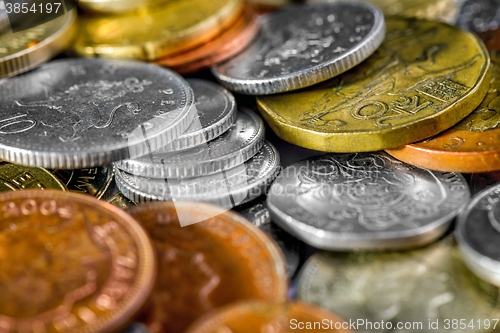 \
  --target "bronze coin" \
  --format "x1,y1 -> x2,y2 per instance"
0,190 -> 156,332
126,201 -> 288,333
185,301 -> 352,333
